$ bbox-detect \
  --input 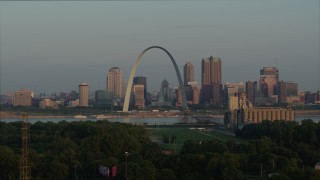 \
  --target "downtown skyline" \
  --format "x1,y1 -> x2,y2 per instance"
0,1 -> 319,94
